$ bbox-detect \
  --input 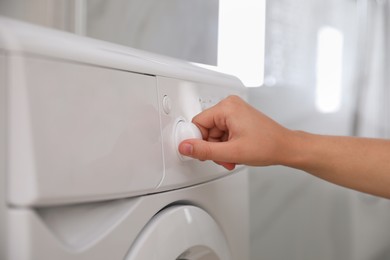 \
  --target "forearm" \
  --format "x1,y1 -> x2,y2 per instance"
181,96 -> 390,198
285,131 -> 390,198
